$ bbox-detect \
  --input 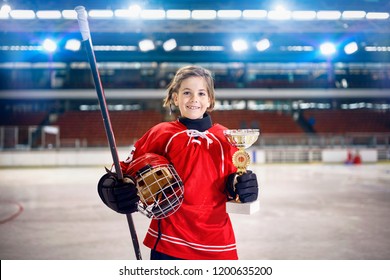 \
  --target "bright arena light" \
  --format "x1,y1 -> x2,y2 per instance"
292,11 -> 316,20
65,39 -> 81,51
256,39 -> 270,51
138,39 -> 155,52
62,10 -> 77,19
166,9 -> 191,19
140,9 -> 166,19
242,10 -> 267,19
342,11 -> 366,20
88,9 -> 114,18
344,42 -> 358,55
366,12 -> 389,19
192,10 -> 217,20
115,4 -> 142,19
232,39 -> 248,52
9,9 -> 35,19
42,39 -> 57,52
217,10 -> 242,19
163,39 -> 177,51
320,42 -> 336,56
268,5 -> 291,20
316,11 -> 341,20
36,10 -> 62,19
